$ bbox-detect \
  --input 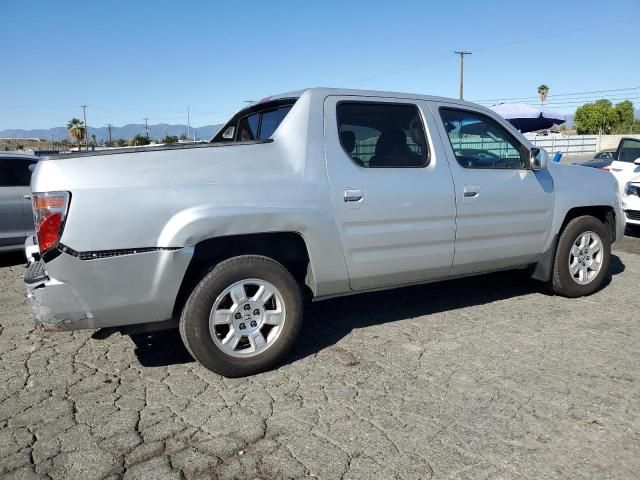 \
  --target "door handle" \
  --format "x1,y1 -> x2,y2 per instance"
23,194 -> 32,200
463,185 -> 480,203
343,189 -> 365,203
